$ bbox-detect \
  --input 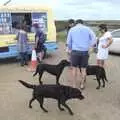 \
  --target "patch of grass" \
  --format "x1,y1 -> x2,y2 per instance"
56,24 -> 116,43
55,21 -> 67,32
57,31 -> 67,42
